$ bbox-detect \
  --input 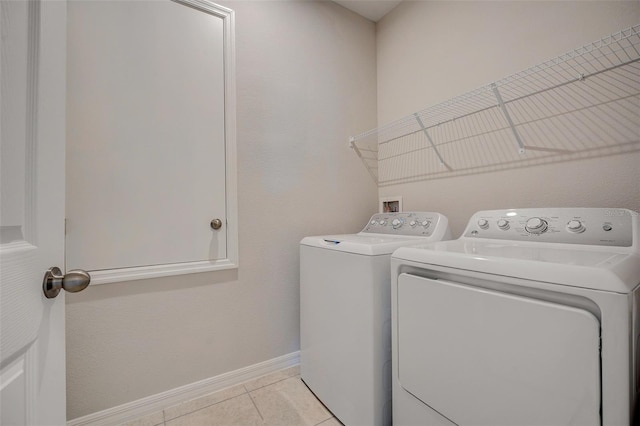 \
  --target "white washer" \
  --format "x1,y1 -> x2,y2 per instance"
300,212 -> 451,426
391,208 -> 640,426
